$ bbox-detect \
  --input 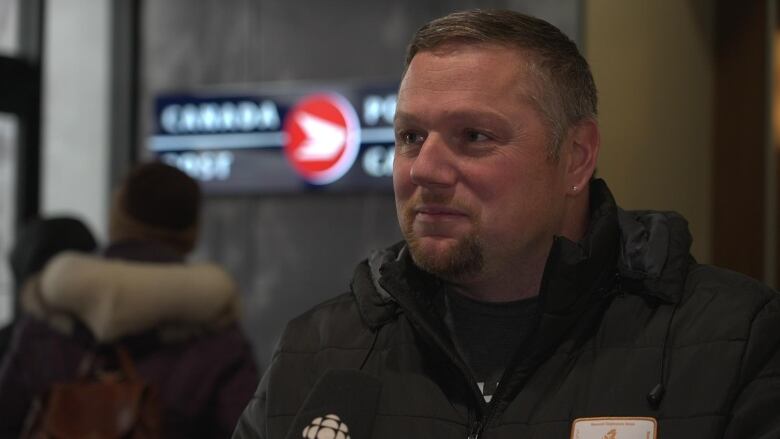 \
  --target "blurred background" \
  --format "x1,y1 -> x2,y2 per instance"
0,0 -> 774,367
